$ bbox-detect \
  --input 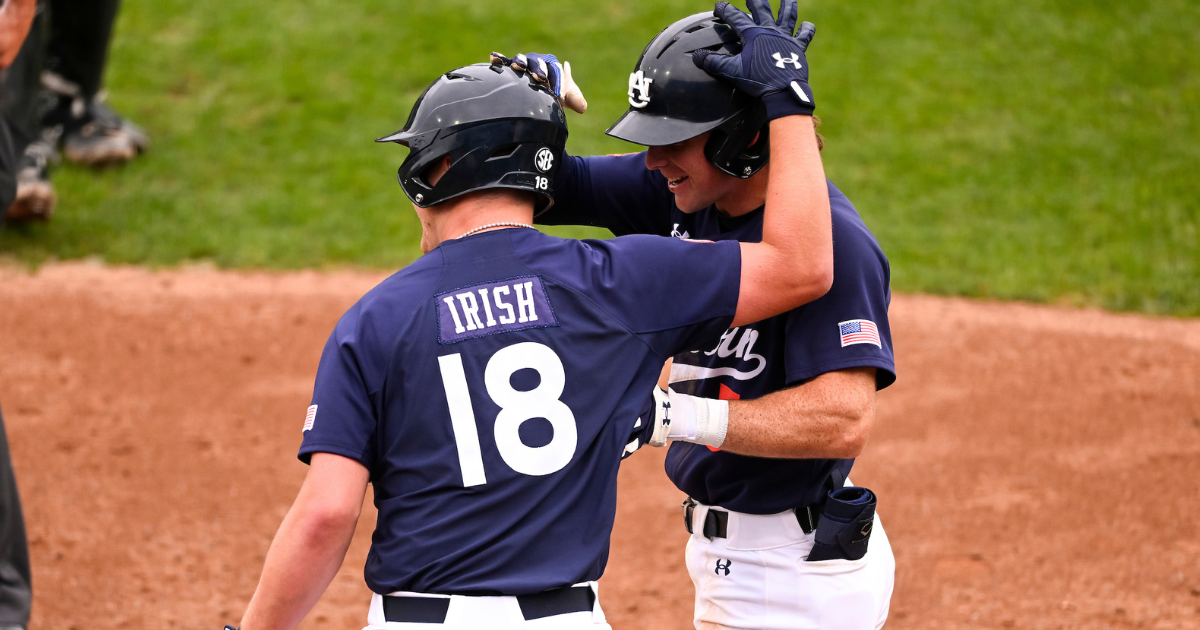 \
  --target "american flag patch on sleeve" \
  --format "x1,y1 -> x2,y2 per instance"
303,405 -> 318,432
839,319 -> 882,348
